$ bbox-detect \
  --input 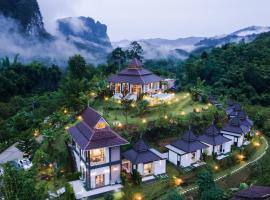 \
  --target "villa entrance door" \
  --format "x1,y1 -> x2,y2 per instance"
132,85 -> 142,95
95,174 -> 105,188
